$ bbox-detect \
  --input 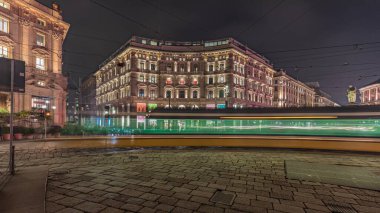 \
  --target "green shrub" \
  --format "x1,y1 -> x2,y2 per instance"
1,126 -> 10,134
13,126 -> 27,134
24,128 -> 35,135
48,125 -> 62,134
